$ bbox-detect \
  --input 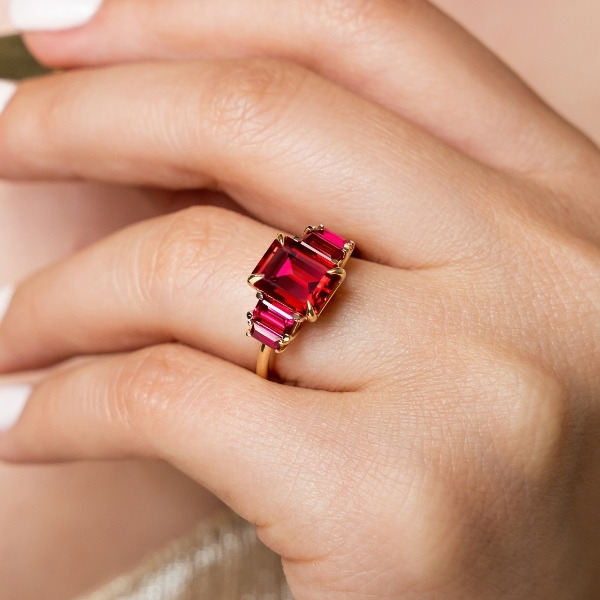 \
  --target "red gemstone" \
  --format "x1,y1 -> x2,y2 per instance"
250,298 -> 297,350
252,237 -> 343,315
301,227 -> 348,264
